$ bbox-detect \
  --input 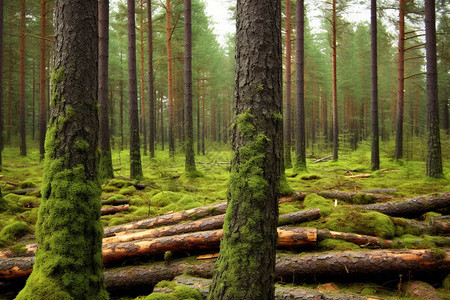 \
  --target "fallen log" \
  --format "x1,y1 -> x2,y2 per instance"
170,275 -> 379,300
360,192 -> 450,217
362,189 -> 397,194
102,227 -> 317,265
9,187 -> 41,195
103,202 -> 228,237
0,210 -> 322,258
318,190 -> 393,203
3,249 -> 448,283
101,198 -> 130,206
103,208 -> 320,244
345,174 -> 372,178
311,155 -> 332,164
391,217 -> 450,235
101,204 -> 129,216
317,229 -> 392,248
